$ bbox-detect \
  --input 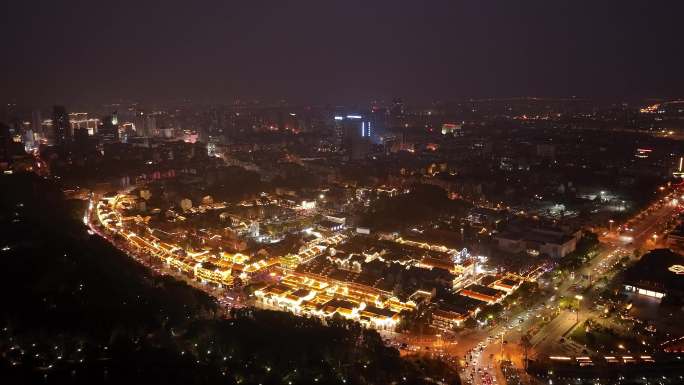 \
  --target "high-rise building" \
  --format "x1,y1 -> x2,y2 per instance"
69,112 -> 99,136
22,121 -> 35,150
390,98 -> 405,117
333,114 -> 373,160
1,103 -> 18,126
388,98 -> 406,128
0,122 -> 24,166
99,112 -> 120,143
134,112 -> 146,137
134,111 -> 156,137
31,110 -> 42,137
73,125 -> 91,150
52,105 -> 70,145
673,156 -> 684,178
0,122 -> 11,164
